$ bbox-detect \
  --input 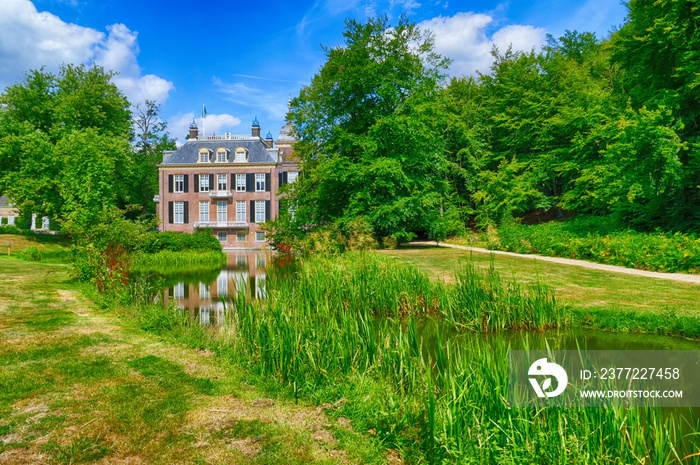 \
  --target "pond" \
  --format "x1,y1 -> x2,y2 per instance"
158,250 -> 291,327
